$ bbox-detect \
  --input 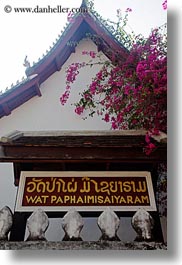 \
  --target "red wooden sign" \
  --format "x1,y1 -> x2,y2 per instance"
15,171 -> 156,212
